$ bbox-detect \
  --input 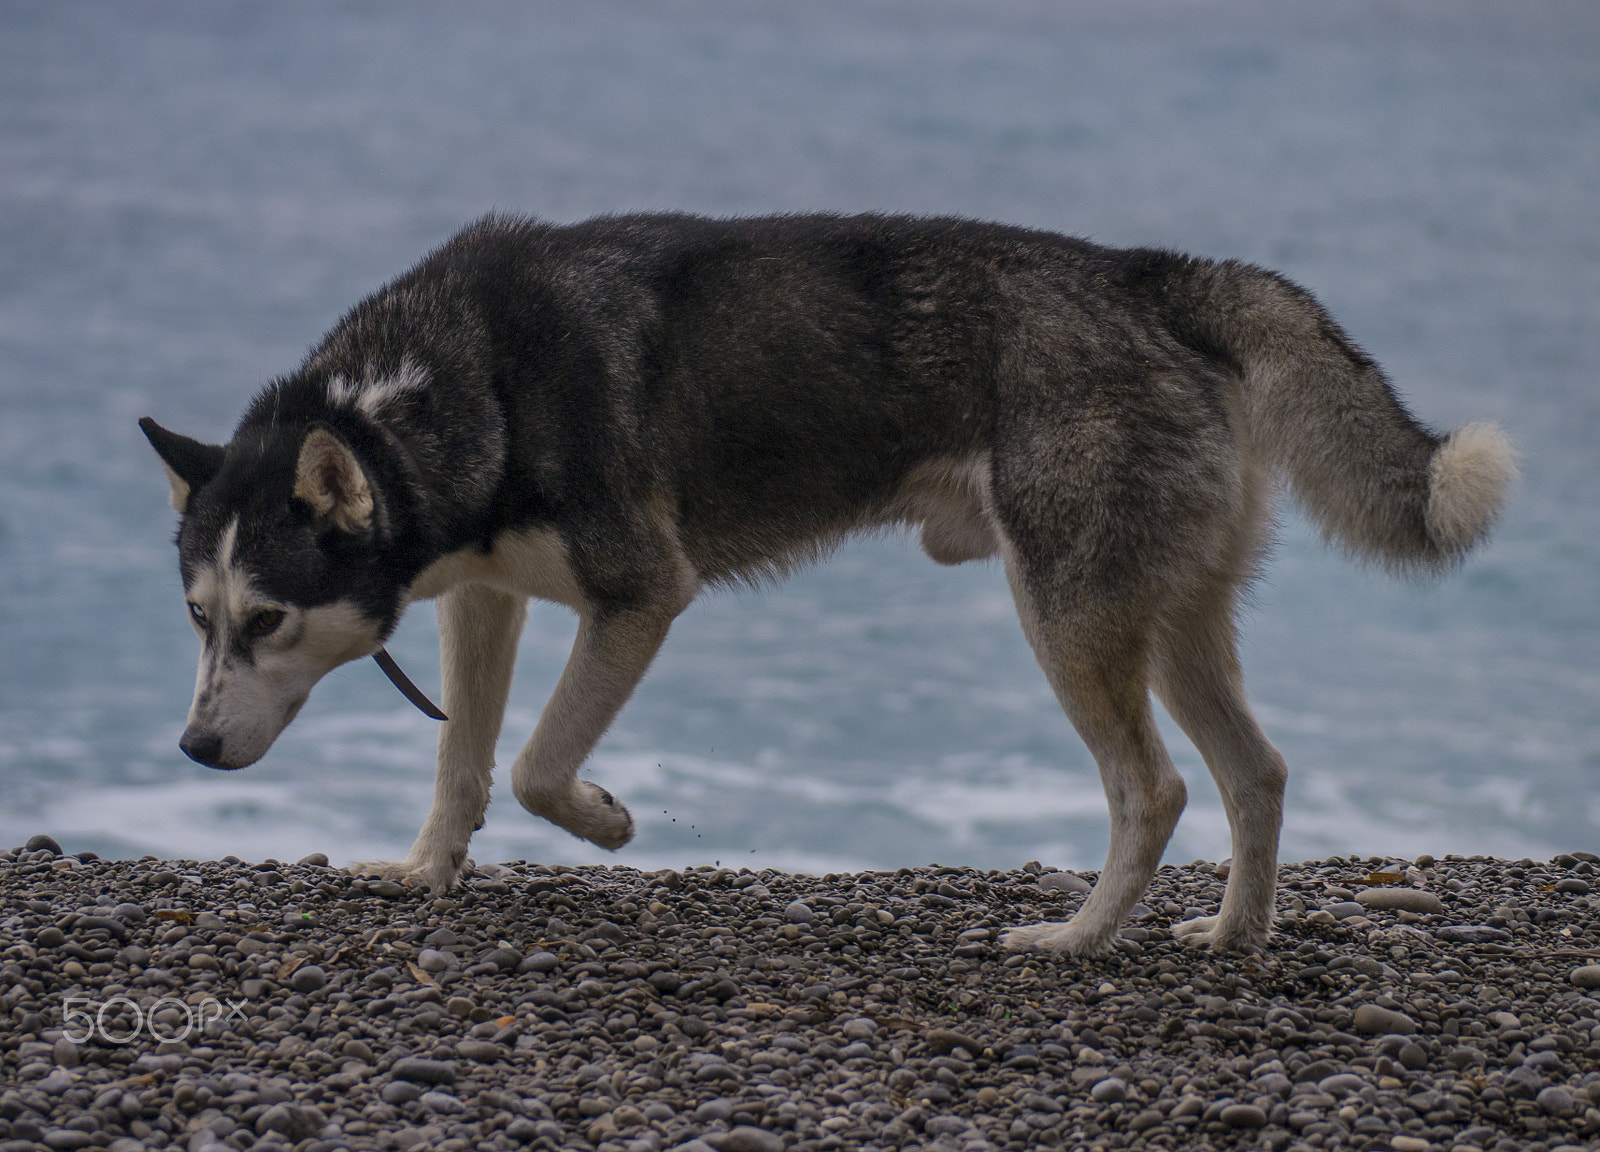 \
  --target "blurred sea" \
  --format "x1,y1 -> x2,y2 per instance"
1,0 -> 1596,873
